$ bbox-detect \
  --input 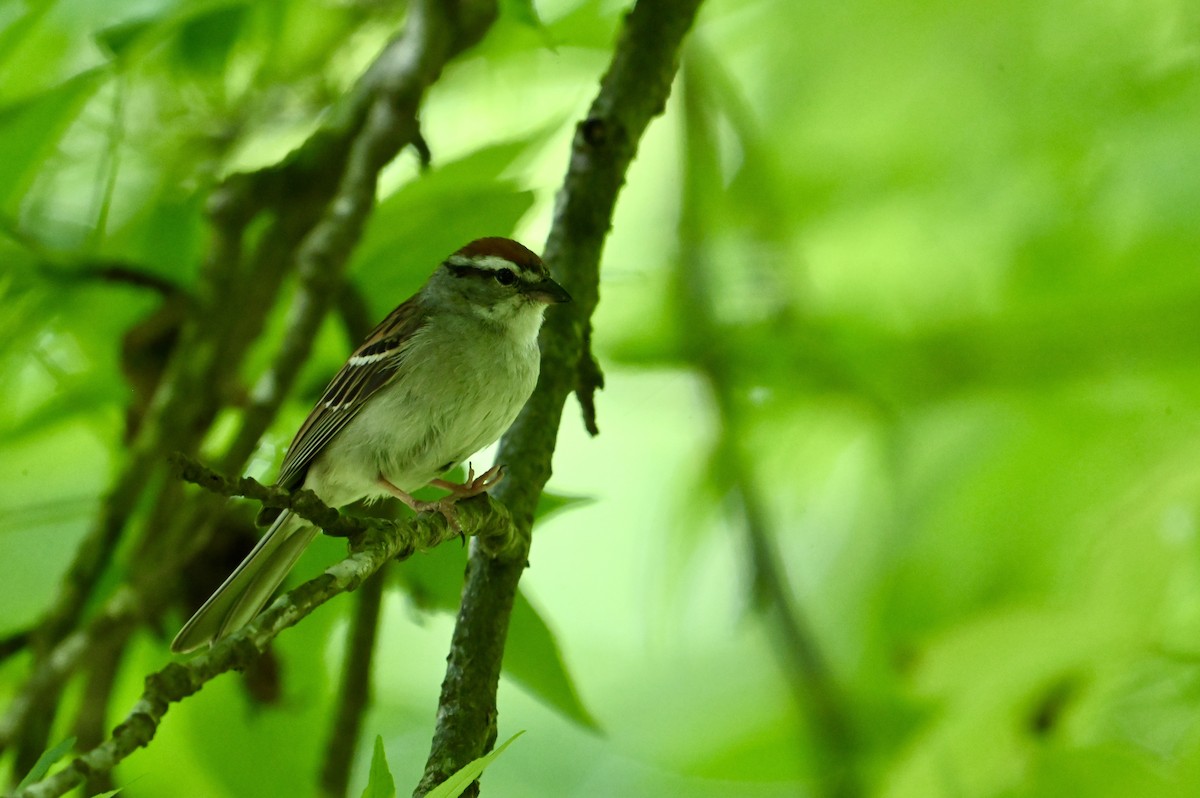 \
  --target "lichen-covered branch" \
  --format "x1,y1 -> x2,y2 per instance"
414,0 -> 706,794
